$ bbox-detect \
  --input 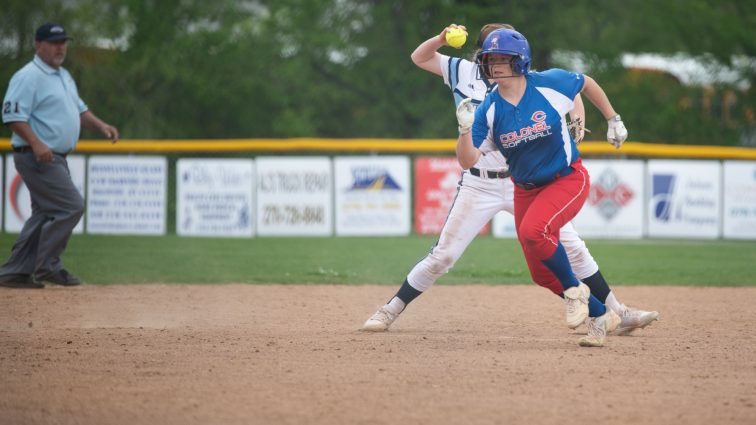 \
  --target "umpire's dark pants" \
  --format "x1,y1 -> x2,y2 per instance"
0,151 -> 83,277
